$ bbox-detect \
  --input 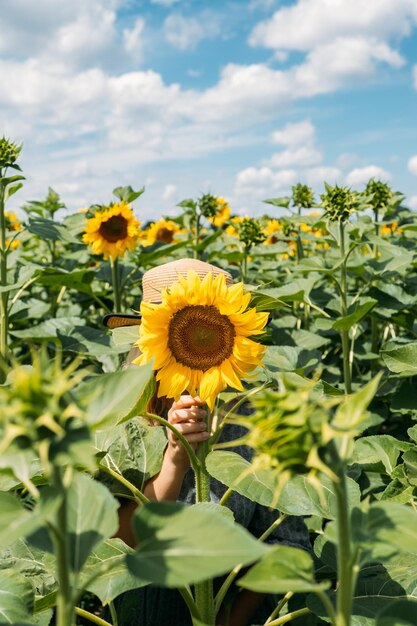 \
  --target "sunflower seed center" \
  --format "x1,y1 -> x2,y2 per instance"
168,305 -> 235,371
156,227 -> 175,243
99,215 -> 128,243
